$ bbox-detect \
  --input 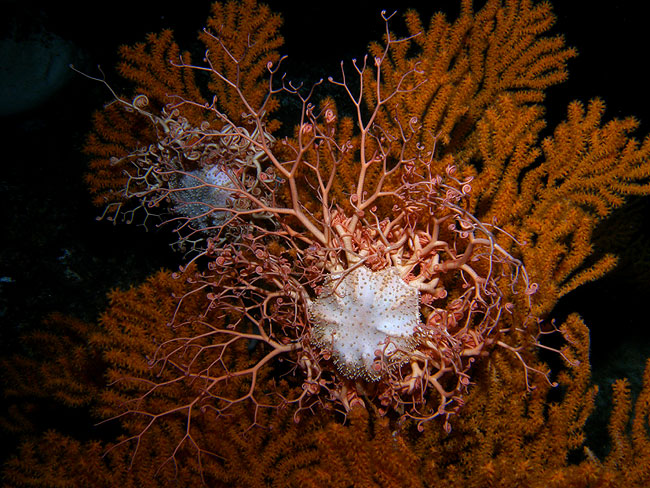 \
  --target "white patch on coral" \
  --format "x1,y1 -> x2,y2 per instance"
308,266 -> 420,380
170,166 -> 236,228
203,166 -> 236,208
